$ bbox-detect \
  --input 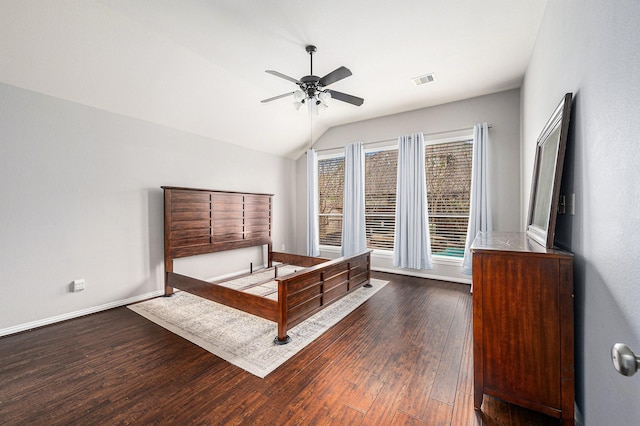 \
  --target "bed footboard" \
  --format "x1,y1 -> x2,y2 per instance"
274,251 -> 371,344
